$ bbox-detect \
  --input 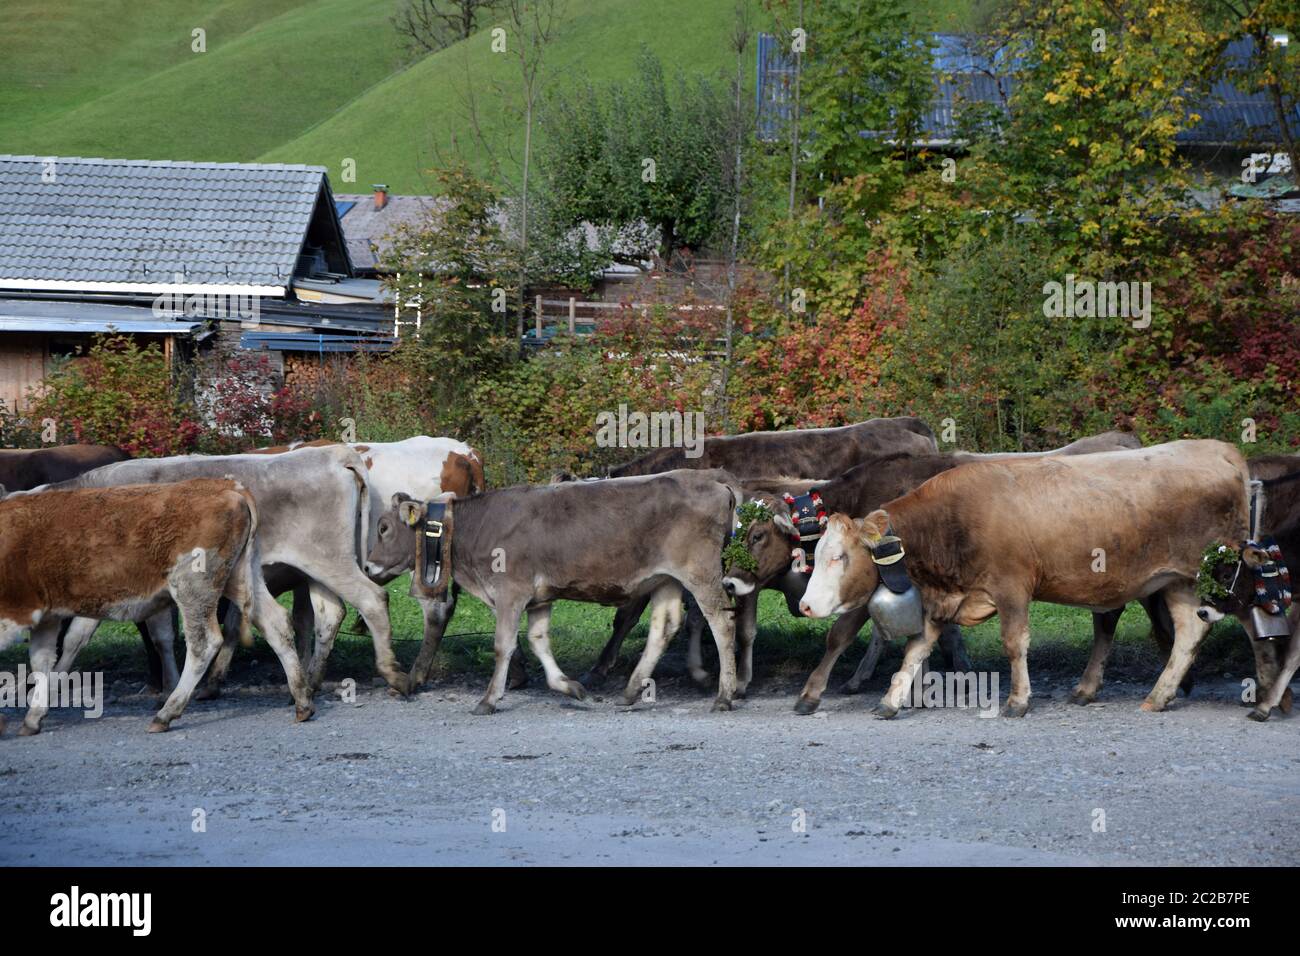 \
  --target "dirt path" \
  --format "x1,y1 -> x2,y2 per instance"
2,672 -> 1297,866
